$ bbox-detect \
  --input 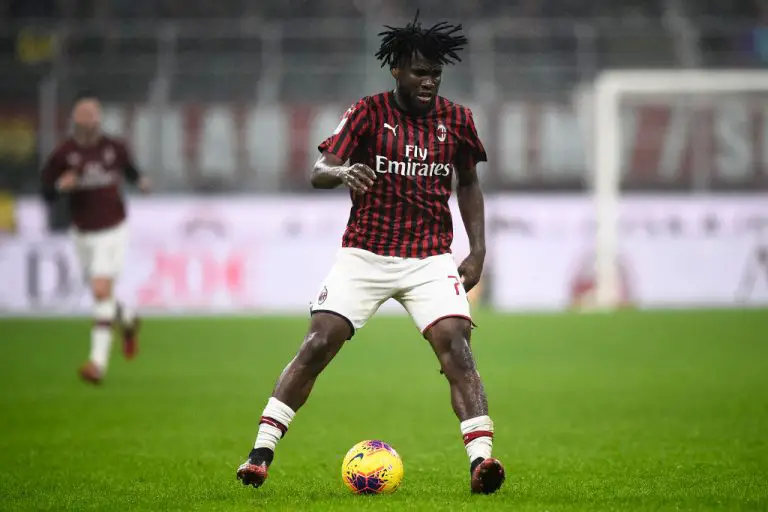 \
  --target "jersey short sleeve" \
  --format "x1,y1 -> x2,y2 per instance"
455,108 -> 488,169
318,98 -> 371,162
